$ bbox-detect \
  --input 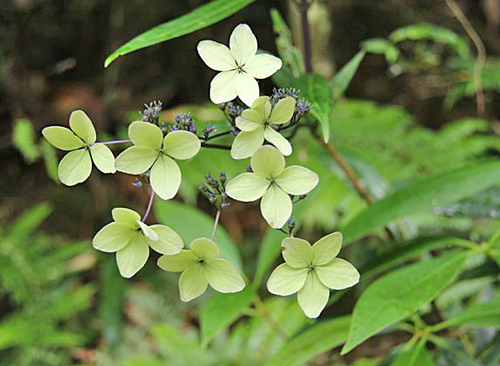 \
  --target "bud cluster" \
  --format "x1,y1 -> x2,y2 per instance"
141,101 -> 163,124
173,113 -> 197,134
270,87 -> 299,104
199,172 -> 230,209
